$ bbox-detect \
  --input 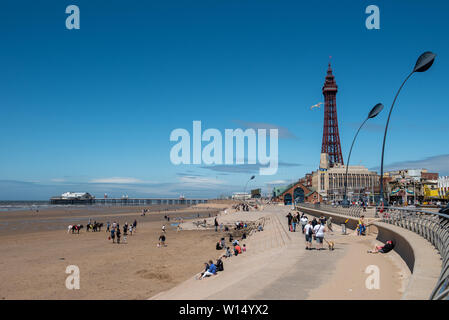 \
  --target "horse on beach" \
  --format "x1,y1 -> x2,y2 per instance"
68,224 -> 84,234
